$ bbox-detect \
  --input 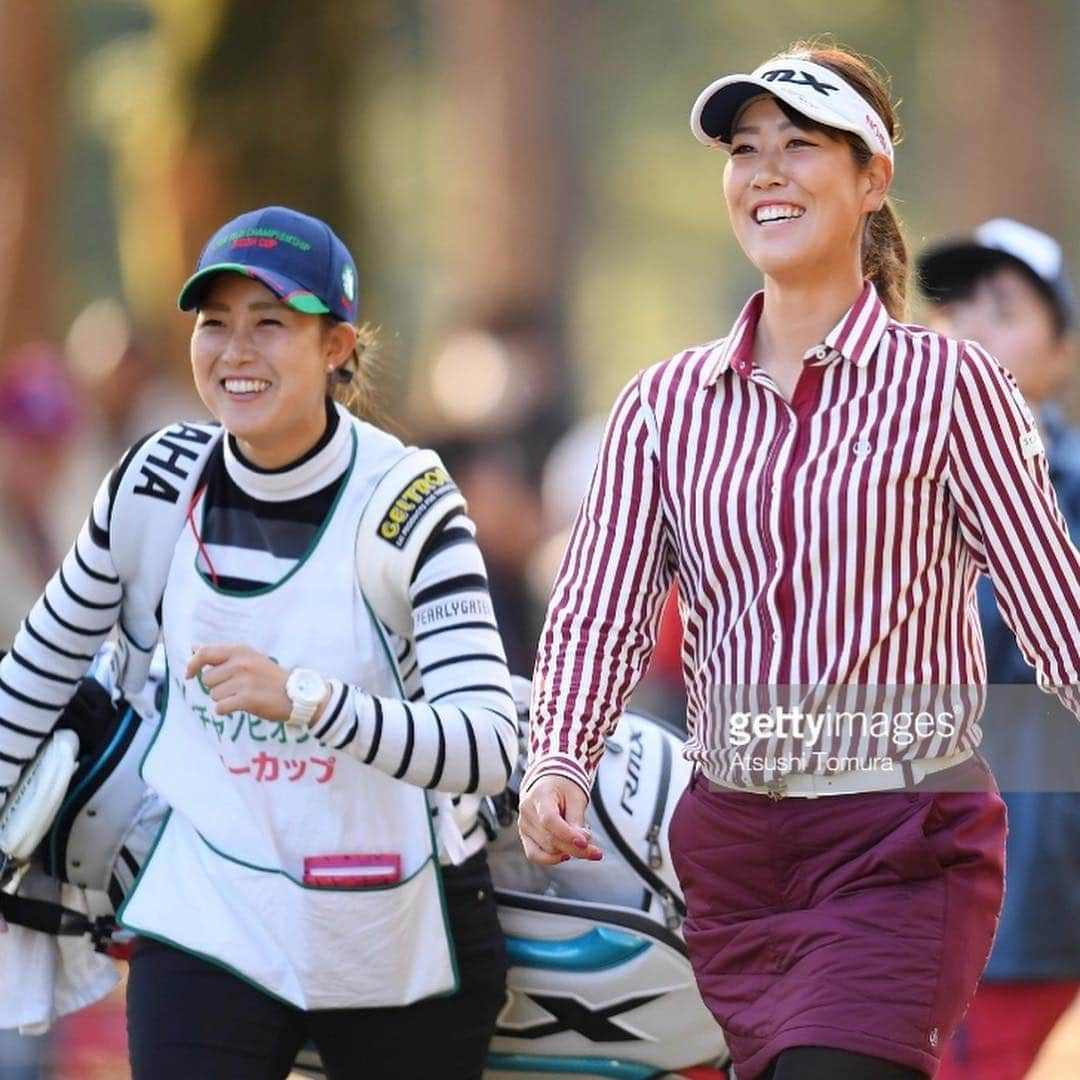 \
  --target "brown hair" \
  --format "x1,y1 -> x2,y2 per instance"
772,41 -> 910,320
322,318 -> 386,425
